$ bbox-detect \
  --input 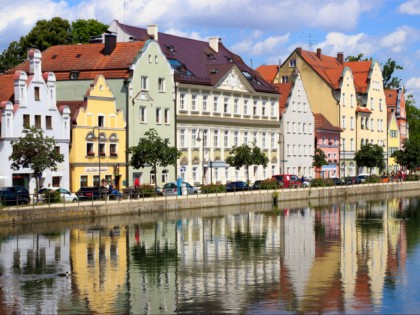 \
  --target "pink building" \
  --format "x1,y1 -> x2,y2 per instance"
314,113 -> 343,178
